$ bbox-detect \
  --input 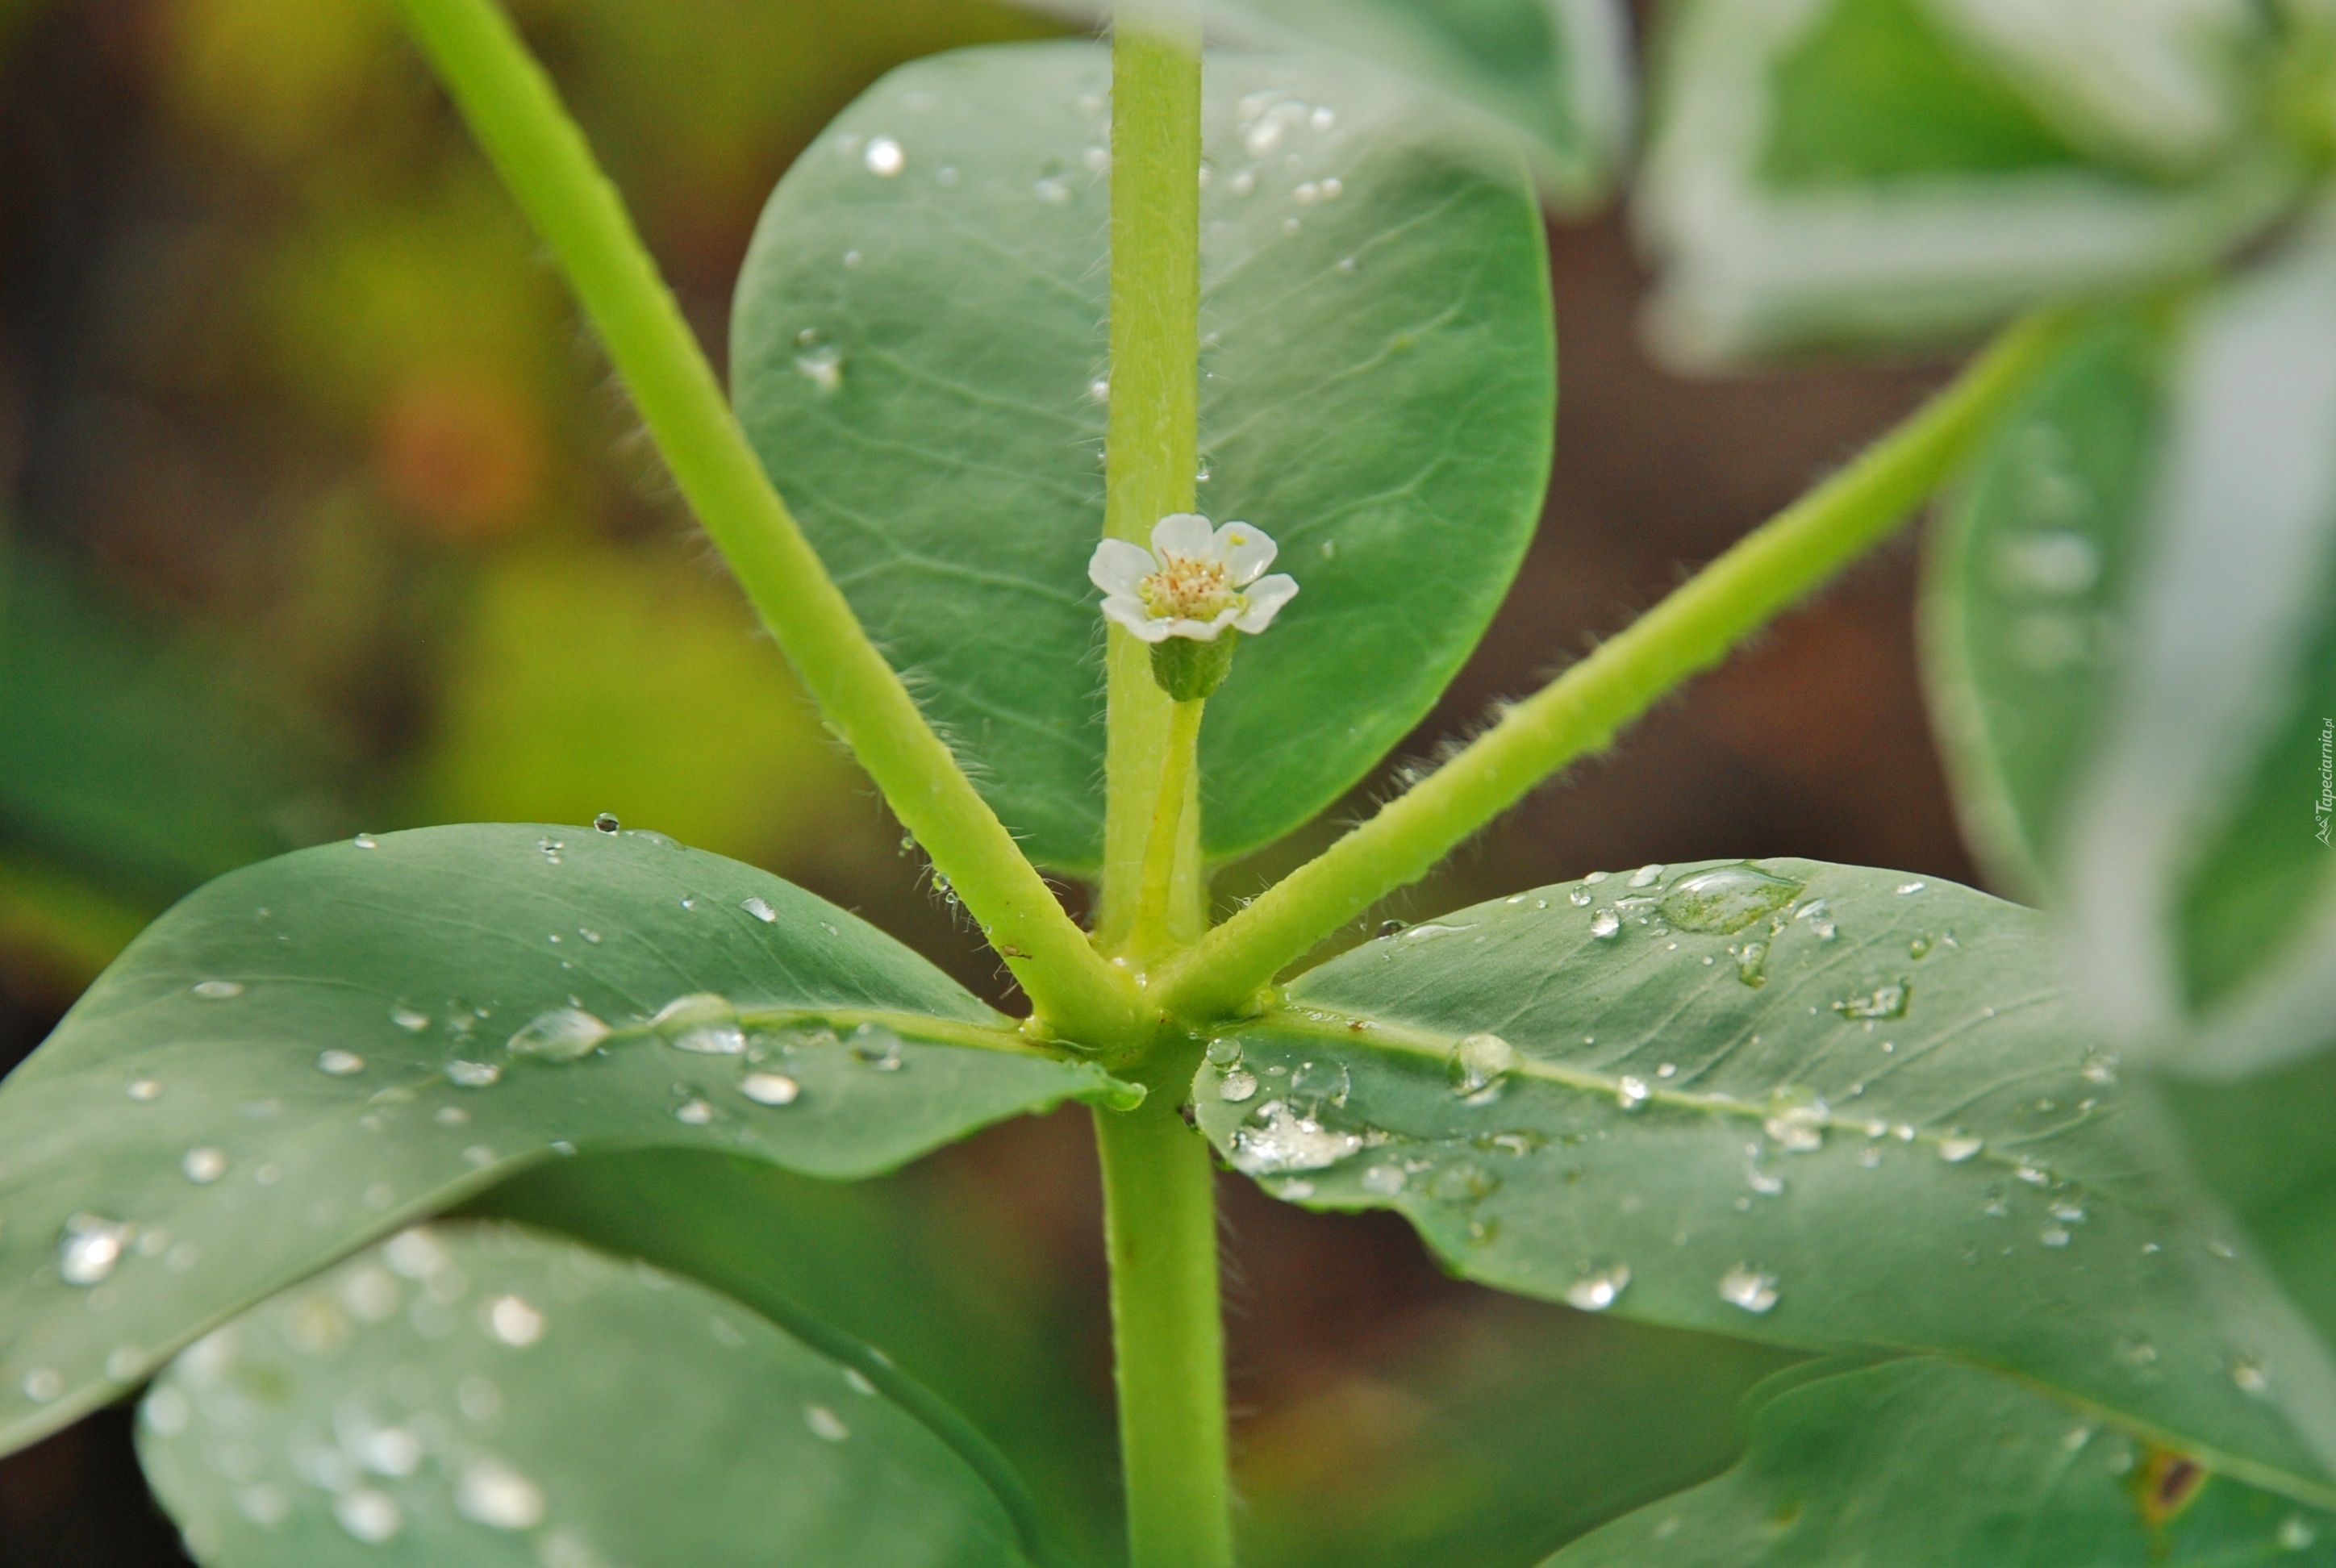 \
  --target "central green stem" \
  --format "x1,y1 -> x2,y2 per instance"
1132,697 -> 1205,958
